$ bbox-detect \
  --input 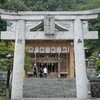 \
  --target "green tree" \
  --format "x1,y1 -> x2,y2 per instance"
2,0 -> 30,11
24,0 -> 77,11
0,41 -> 14,71
74,0 -> 100,10
0,41 -> 14,87
0,41 -> 34,72
0,0 -> 7,4
0,41 -> 34,82
25,45 -> 35,71
96,60 -> 100,71
24,55 -> 33,71
90,51 -> 100,71
0,19 -> 7,31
